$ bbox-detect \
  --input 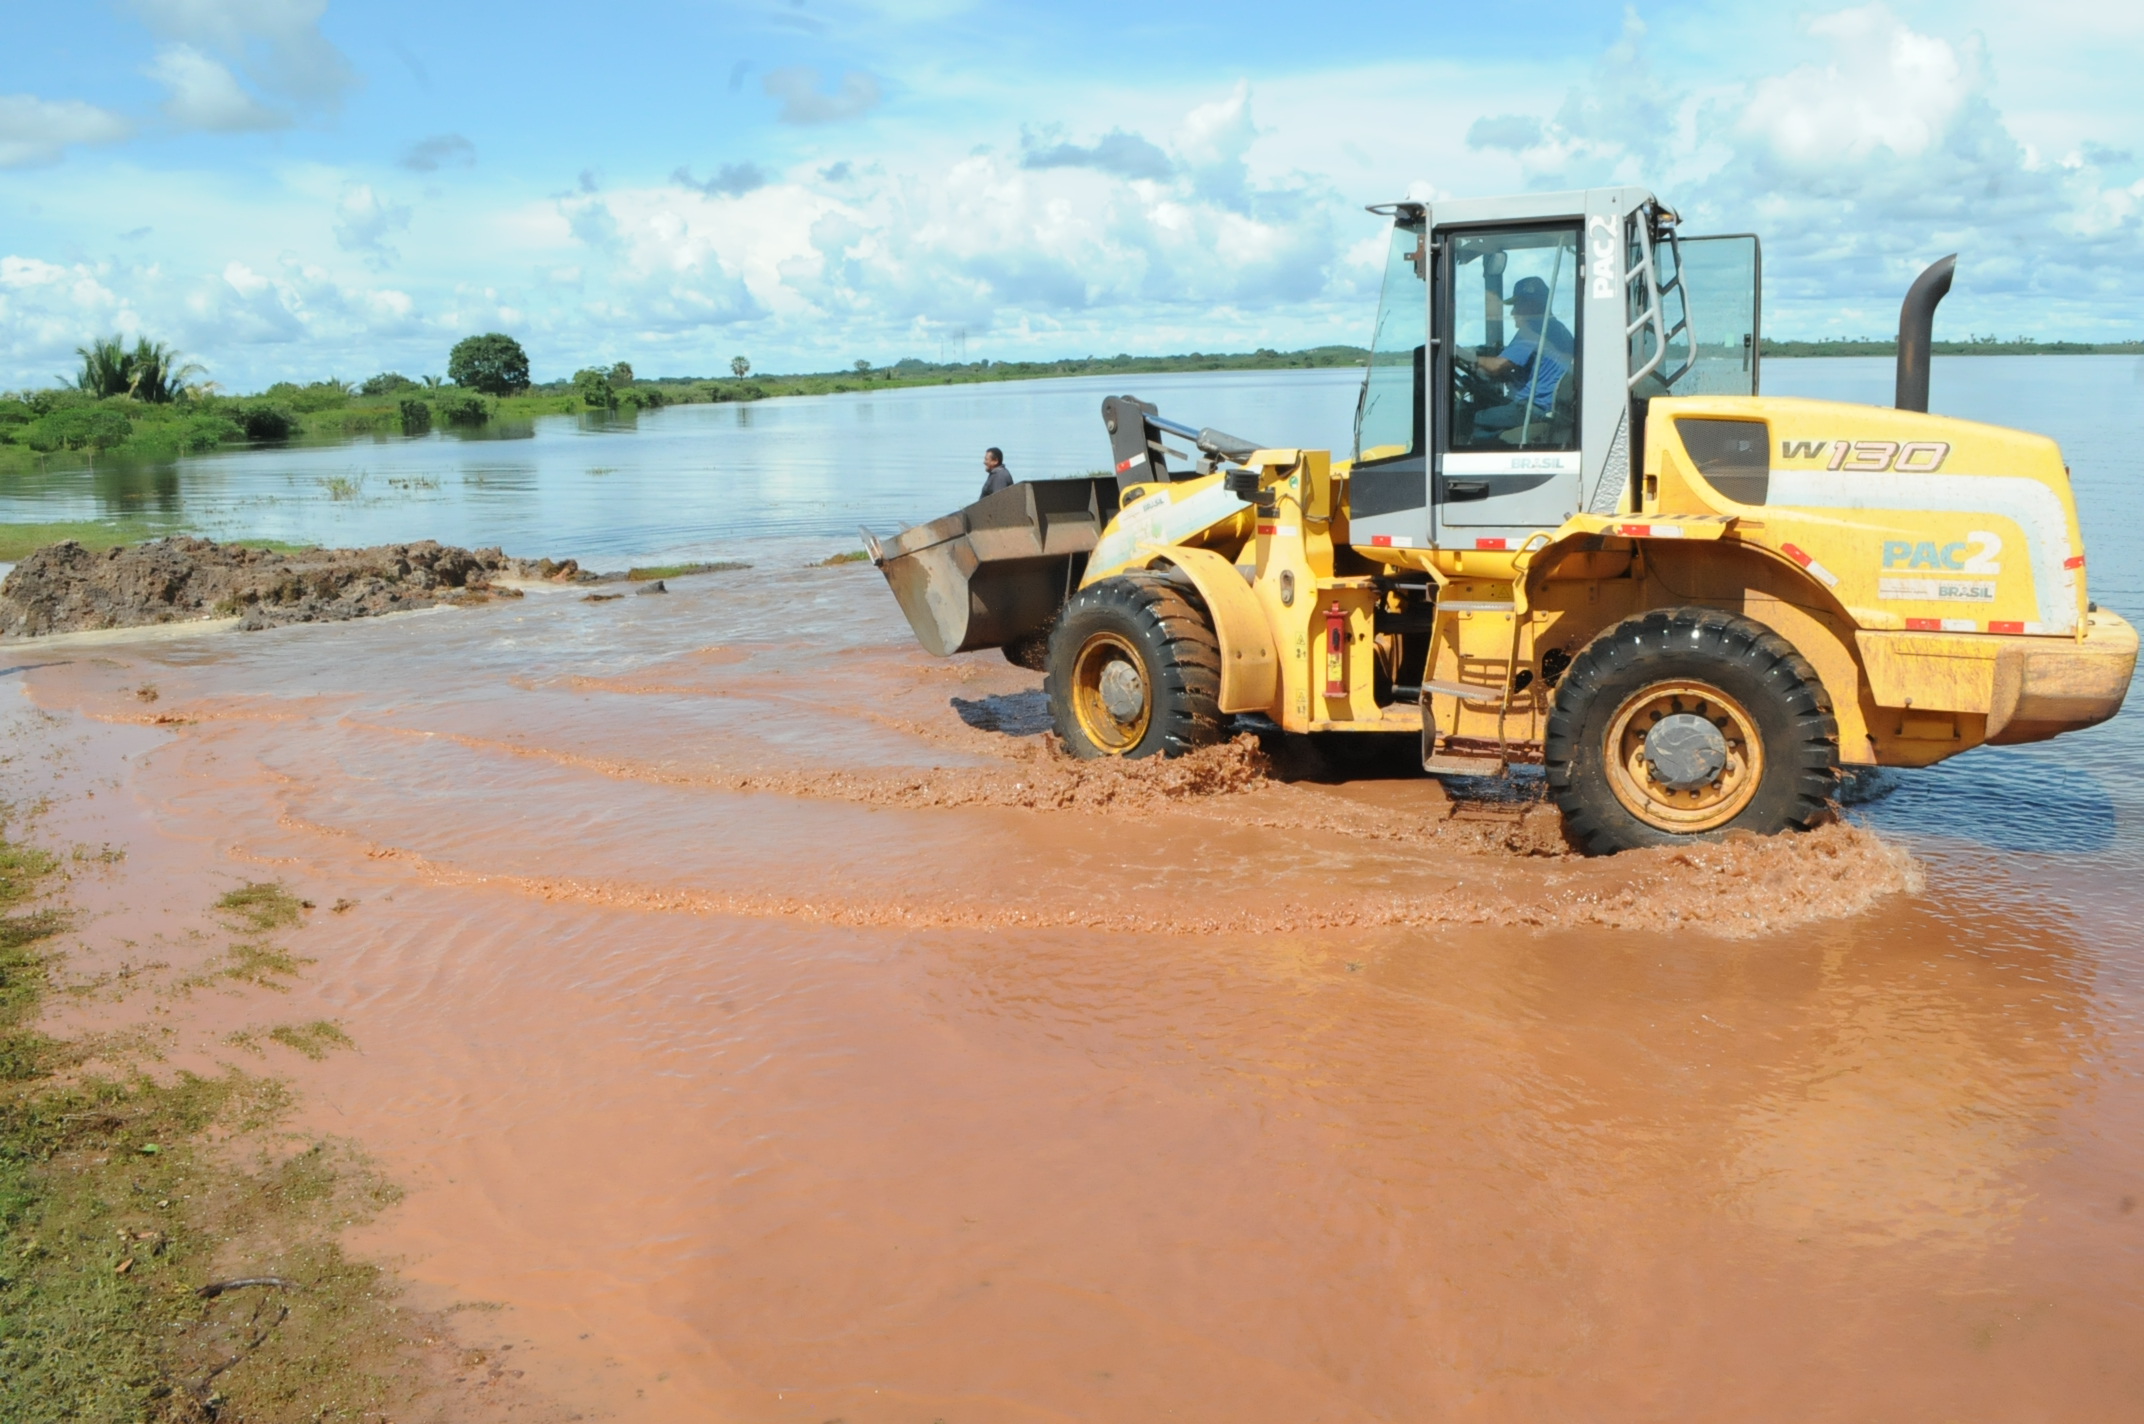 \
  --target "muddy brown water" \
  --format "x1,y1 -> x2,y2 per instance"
16,562 -> 2144,1421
